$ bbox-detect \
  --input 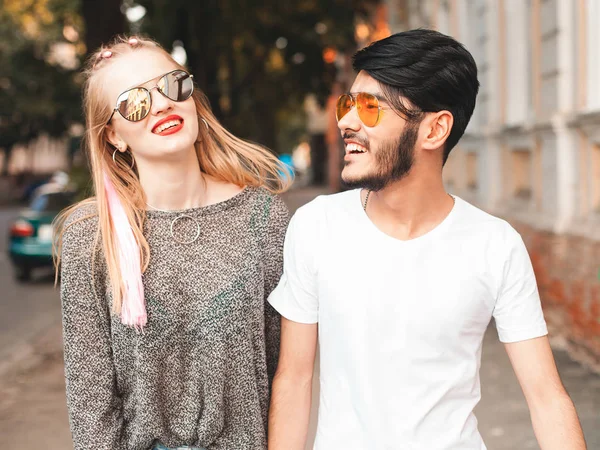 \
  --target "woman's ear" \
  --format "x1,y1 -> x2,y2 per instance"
105,125 -> 127,153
